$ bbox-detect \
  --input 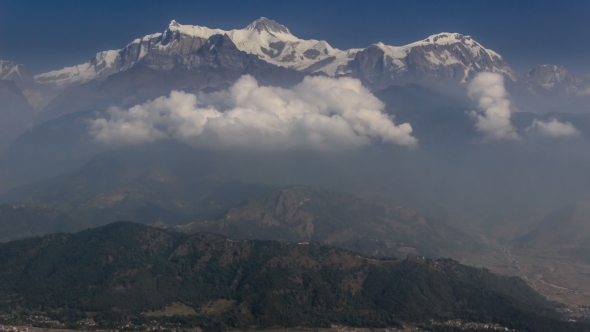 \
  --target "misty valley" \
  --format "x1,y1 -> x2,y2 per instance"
1,12 -> 590,332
